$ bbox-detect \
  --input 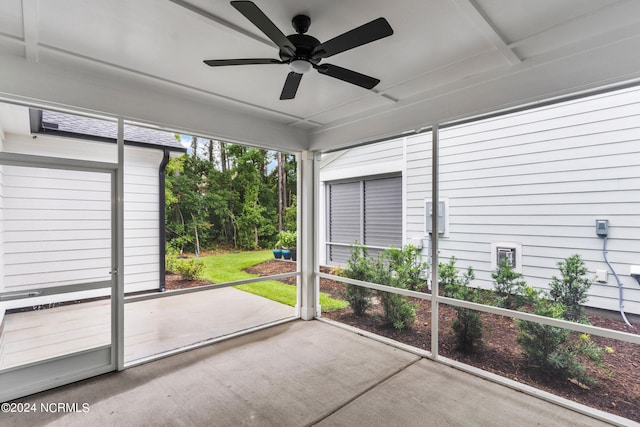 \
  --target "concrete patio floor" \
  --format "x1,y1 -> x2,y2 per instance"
3,320 -> 628,427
